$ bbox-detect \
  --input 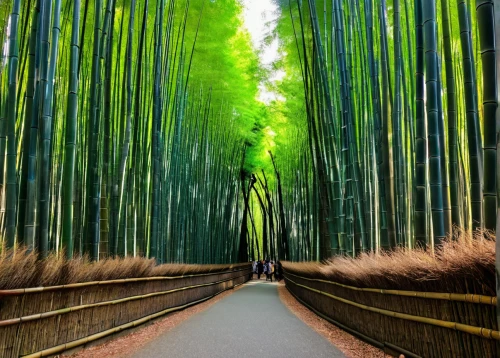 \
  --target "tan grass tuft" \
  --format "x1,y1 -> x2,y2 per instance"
283,230 -> 496,295
0,248 -> 248,290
